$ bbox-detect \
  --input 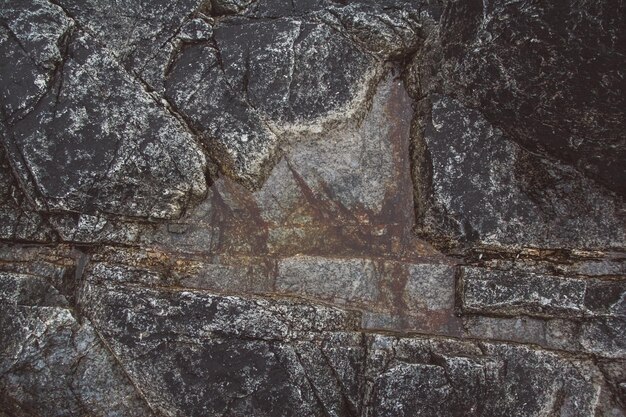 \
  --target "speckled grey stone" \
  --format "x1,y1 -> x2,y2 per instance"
364,335 -> 603,417
412,0 -> 626,196
0,271 -> 155,417
2,21 -> 207,218
1,0 -> 625,415
414,95 -> 625,250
